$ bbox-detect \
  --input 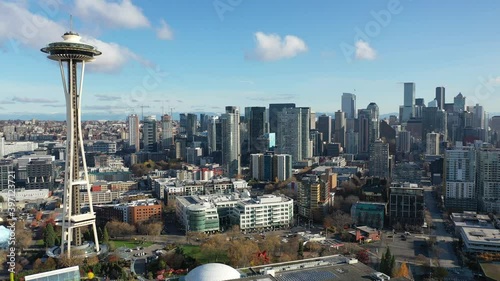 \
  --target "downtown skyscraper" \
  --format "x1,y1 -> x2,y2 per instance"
341,93 -> 356,119
221,106 -> 241,177
400,82 -> 415,123
276,107 -> 311,163
142,115 -> 158,152
435,86 -> 445,110
161,114 -> 173,149
269,103 -> 295,134
246,107 -> 267,153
